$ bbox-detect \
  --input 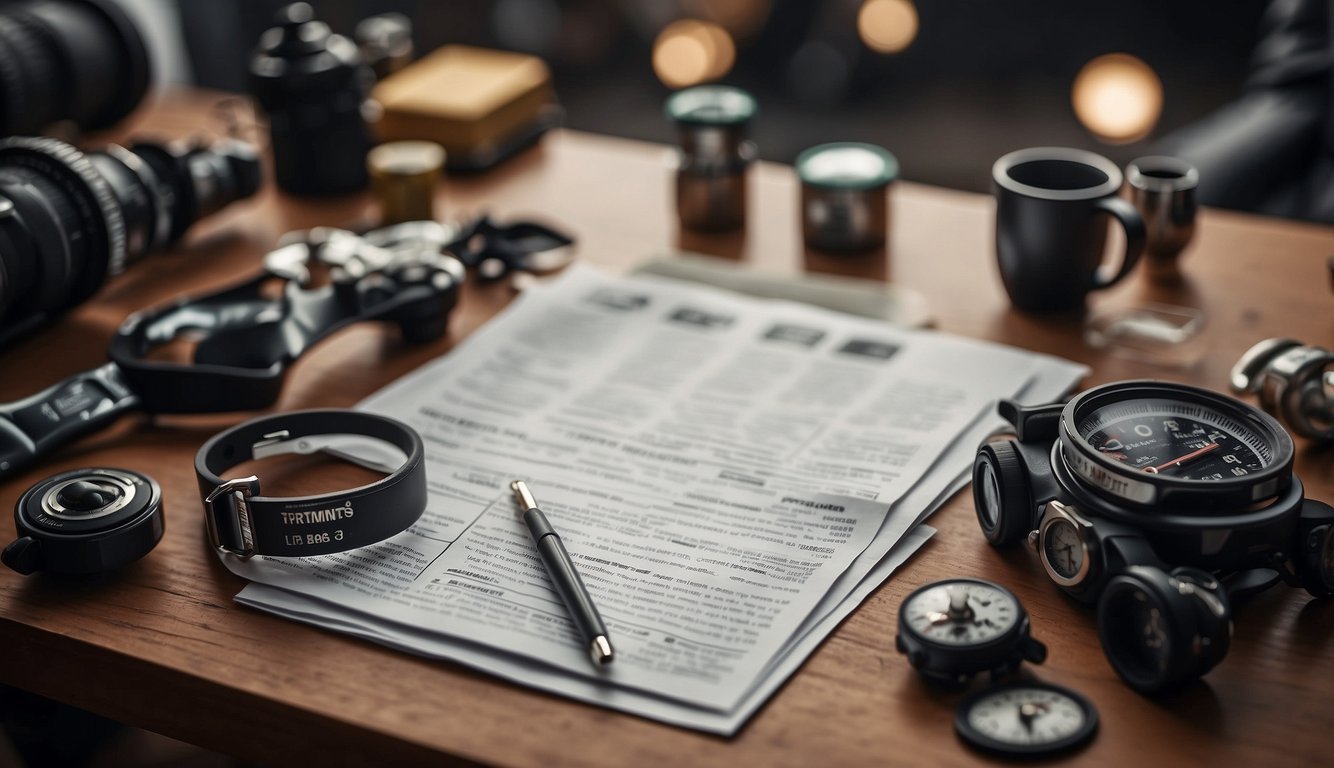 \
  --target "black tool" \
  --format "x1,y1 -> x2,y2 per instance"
444,215 -> 576,280
249,3 -> 374,196
0,135 -> 261,349
973,380 -> 1334,693
0,231 -> 464,480
3,467 -> 162,576
0,0 -> 150,136
356,216 -> 576,282
895,578 -> 1046,687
